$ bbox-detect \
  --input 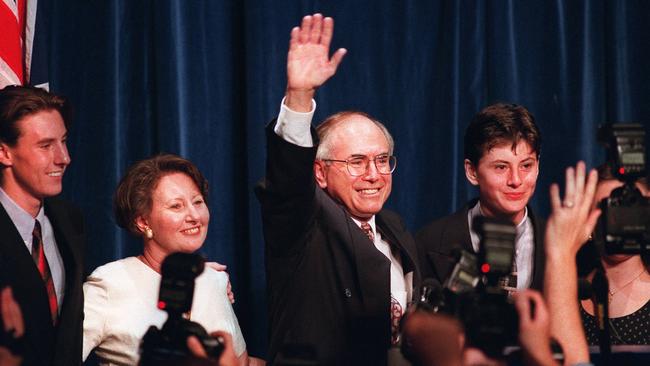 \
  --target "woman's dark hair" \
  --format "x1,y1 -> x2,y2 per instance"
113,154 -> 209,236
